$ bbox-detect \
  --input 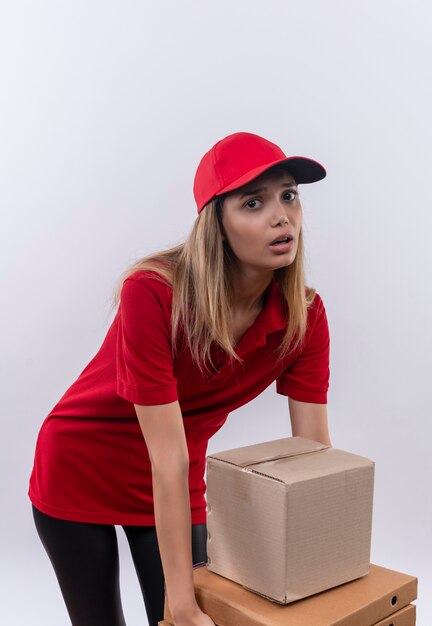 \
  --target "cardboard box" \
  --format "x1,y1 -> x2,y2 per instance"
162,563 -> 417,626
206,436 -> 374,603
159,604 -> 416,625
373,603 -> 416,626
